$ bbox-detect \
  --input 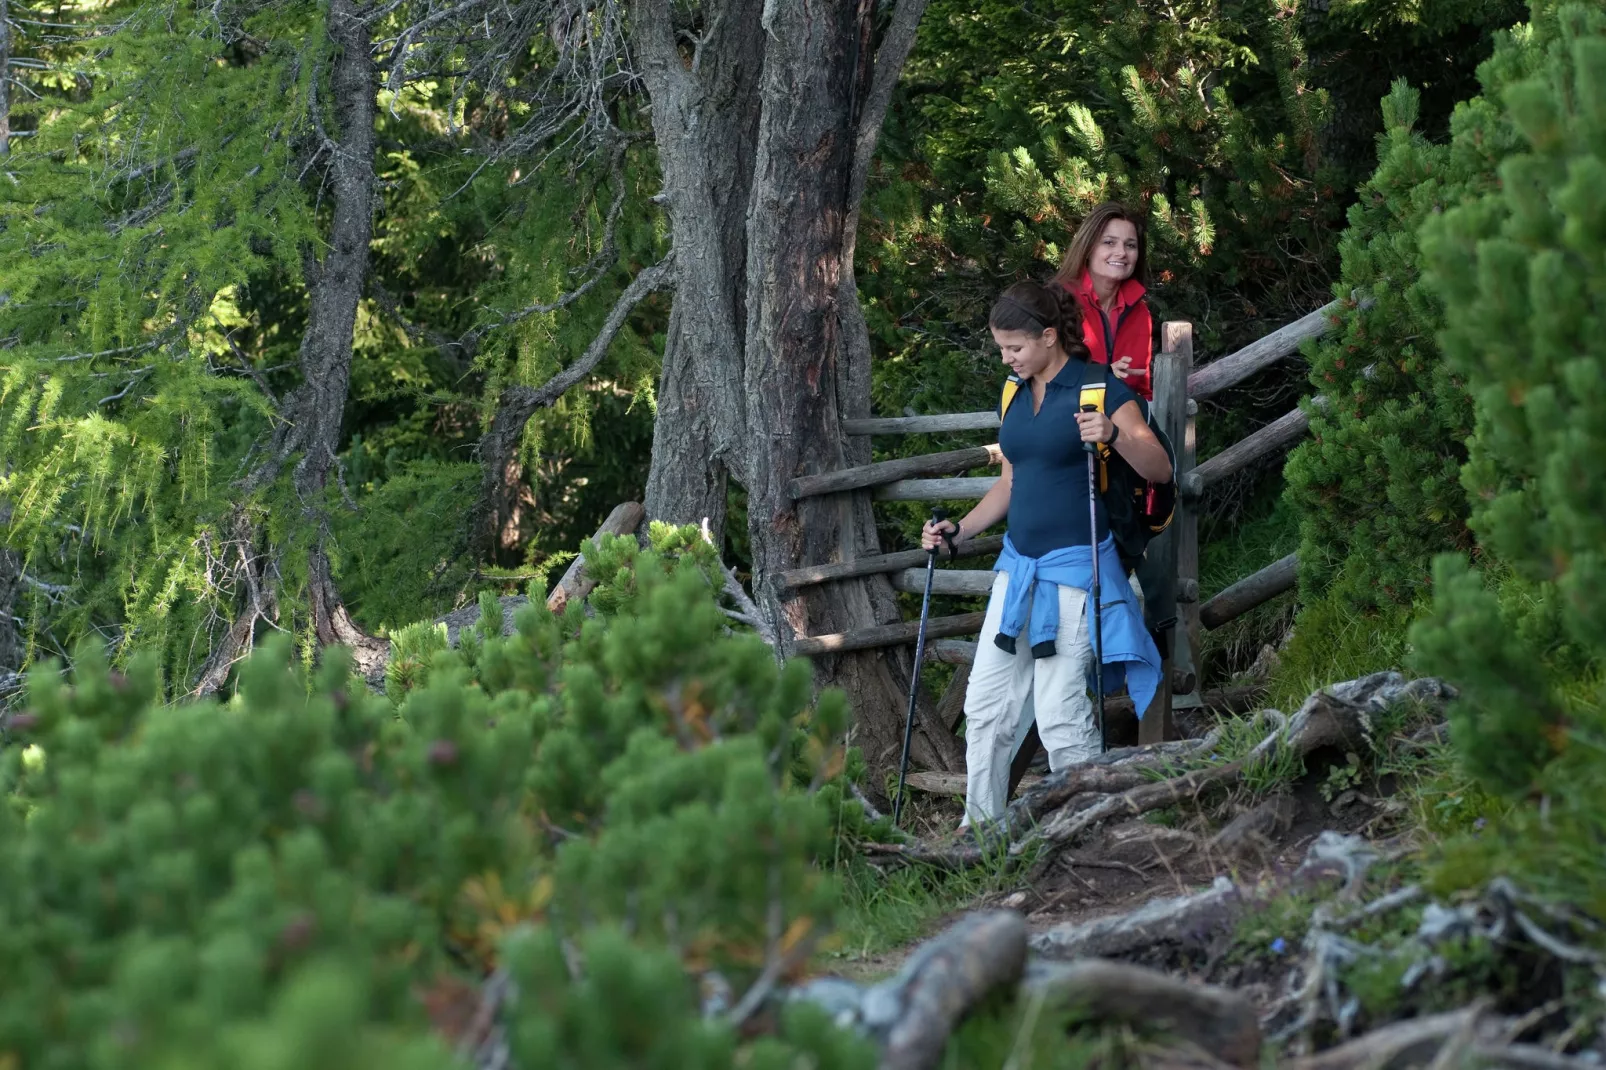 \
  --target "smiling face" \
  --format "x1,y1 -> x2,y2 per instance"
992,325 -> 1061,380
1088,219 -> 1140,289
